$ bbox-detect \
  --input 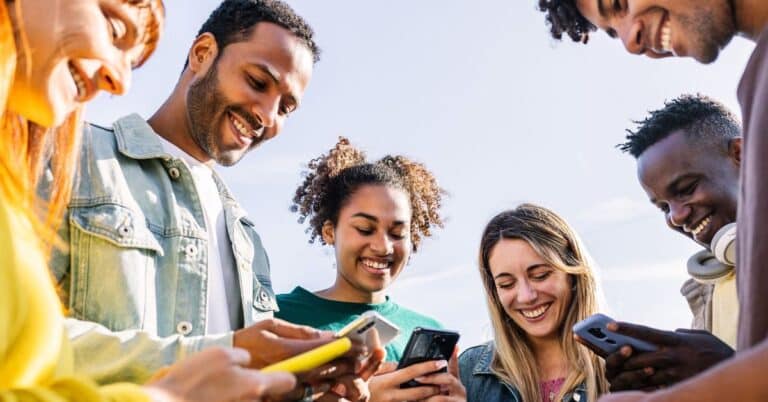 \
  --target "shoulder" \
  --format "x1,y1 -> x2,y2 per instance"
459,341 -> 494,370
